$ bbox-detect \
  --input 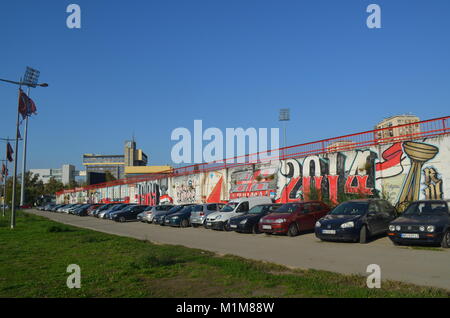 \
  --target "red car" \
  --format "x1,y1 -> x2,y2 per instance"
259,201 -> 331,236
